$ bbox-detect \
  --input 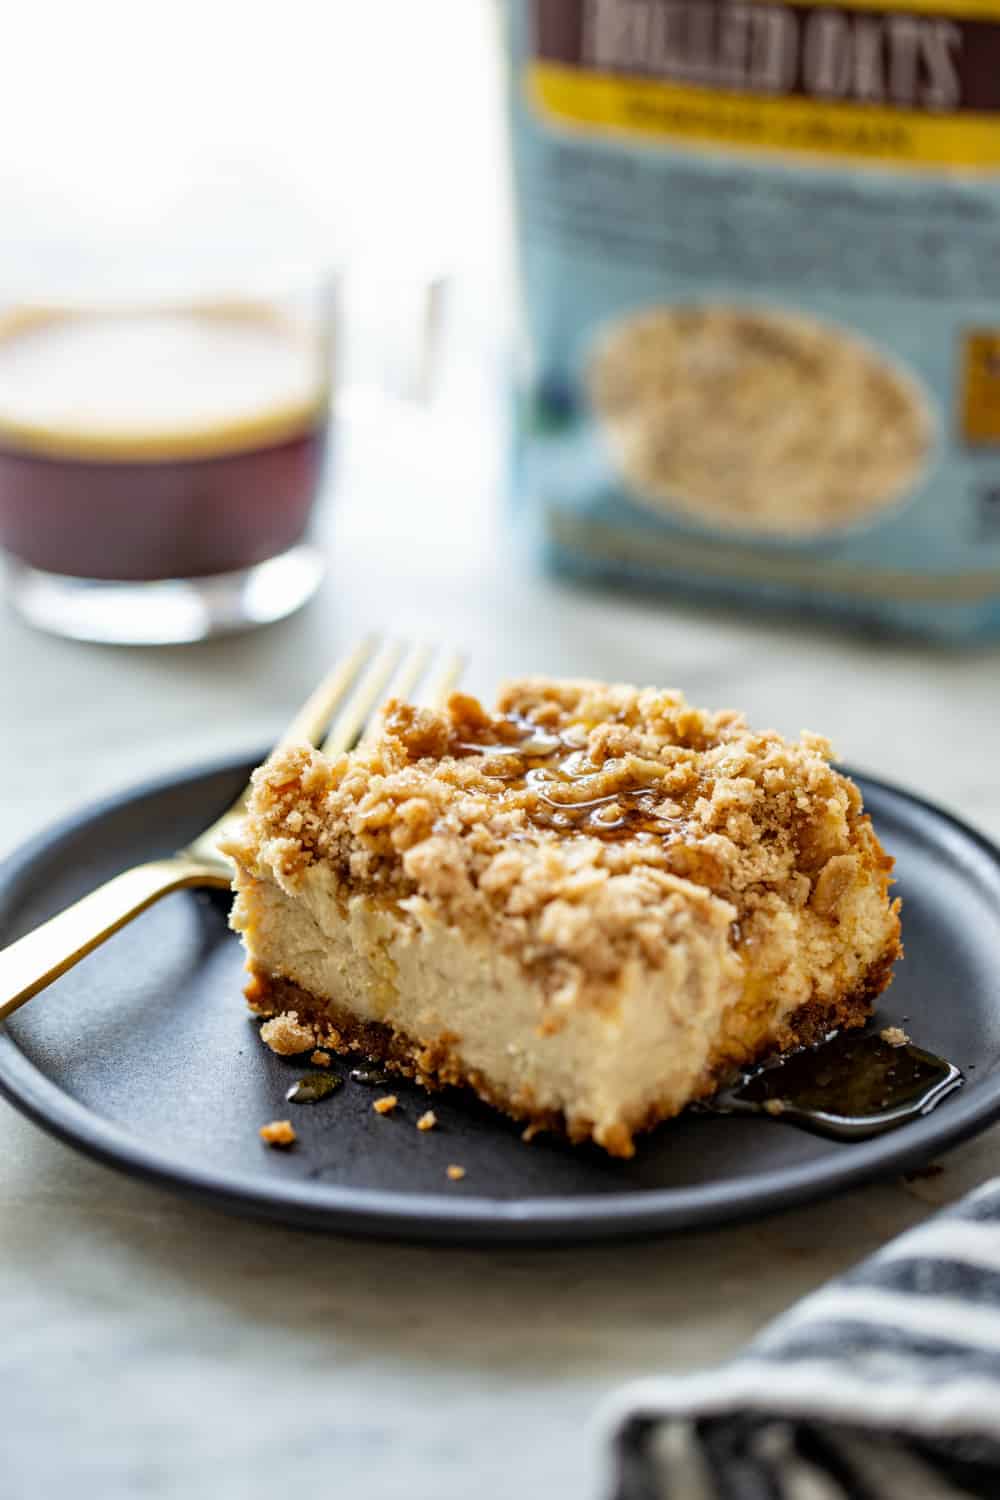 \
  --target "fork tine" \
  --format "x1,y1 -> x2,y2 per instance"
425,650 -> 465,709
186,638 -> 381,859
322,640 -> 450,757
321,639 -> 405,757
356,642 -> 436,746
277,635 -> 379,751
